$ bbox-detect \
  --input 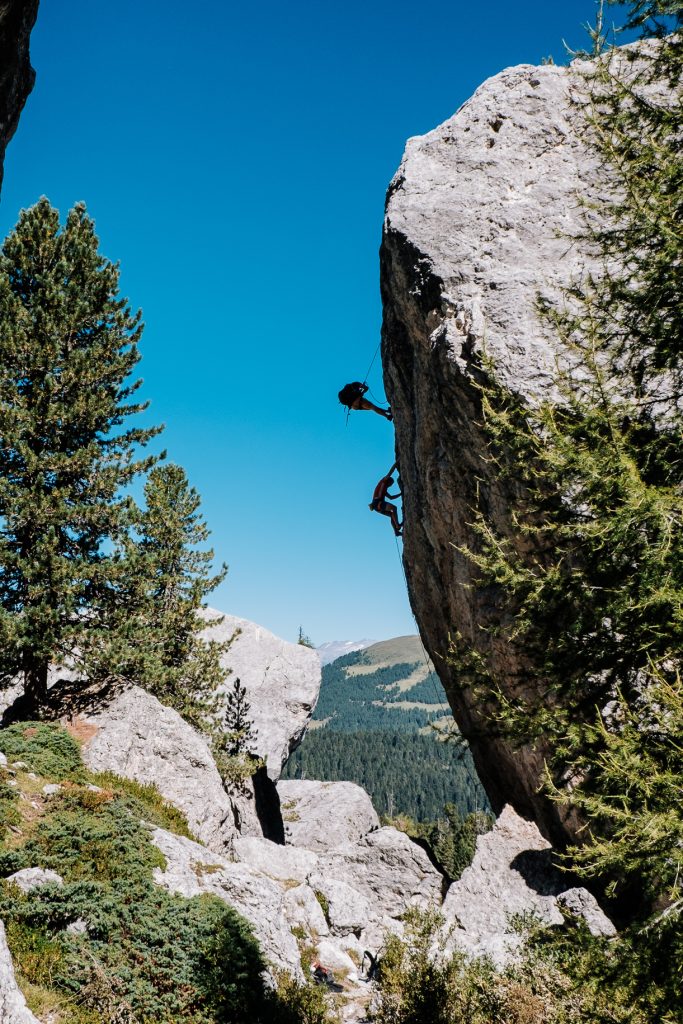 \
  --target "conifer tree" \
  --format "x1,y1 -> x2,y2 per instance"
459,7 -> 683,908
222,677 -> 257,757
97,463 -> 230,733
0,199 -> 160,709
